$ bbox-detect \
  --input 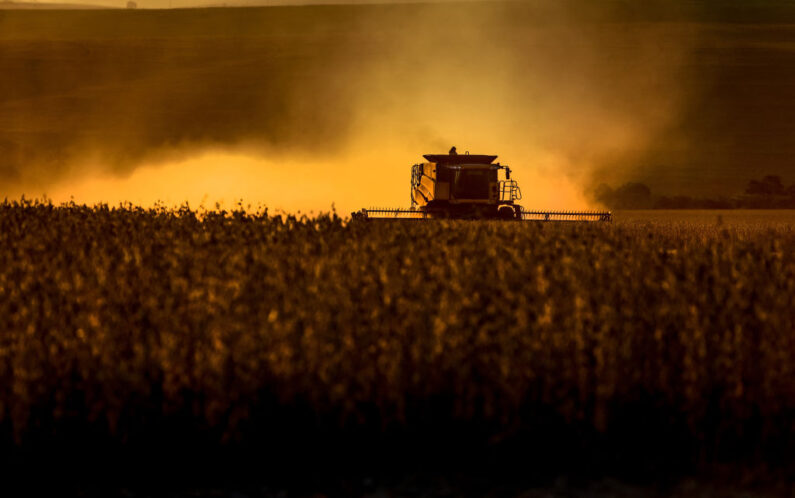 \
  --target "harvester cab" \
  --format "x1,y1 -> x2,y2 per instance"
354,150 -> 611,222
410,153 -> 522,220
